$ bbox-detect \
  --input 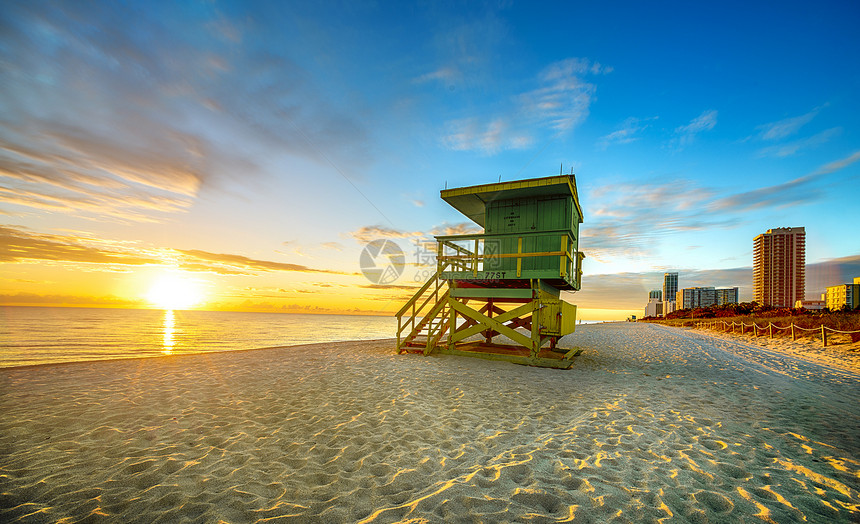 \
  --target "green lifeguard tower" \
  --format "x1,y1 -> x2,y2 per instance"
396,174 -> 585,369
